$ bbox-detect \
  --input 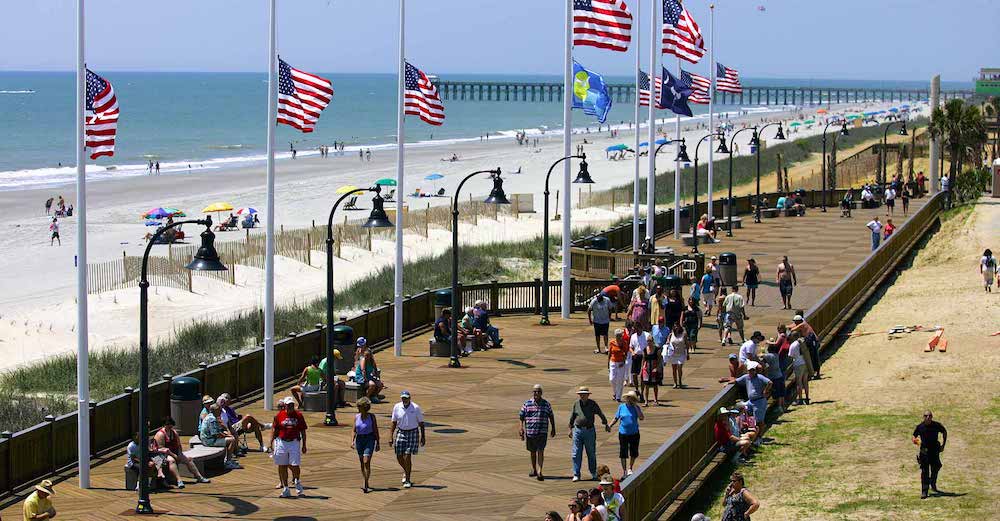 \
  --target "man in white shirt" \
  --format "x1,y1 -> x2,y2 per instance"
866,216 -> 882,251
884,187 -> 896,216
389,390 -> 426,489
738,331 -> 764,367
